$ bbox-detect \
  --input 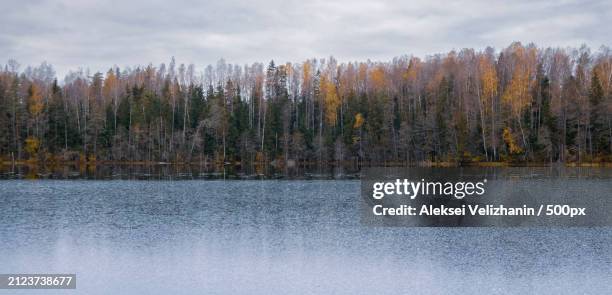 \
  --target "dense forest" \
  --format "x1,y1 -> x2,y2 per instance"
0,42 -> 611,170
